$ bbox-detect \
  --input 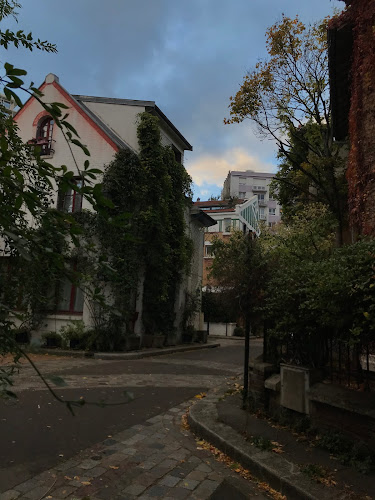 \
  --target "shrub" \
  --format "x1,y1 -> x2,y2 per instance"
59,320 -> 87,349
41,331 -> 62,348
233,326 -> 244,337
